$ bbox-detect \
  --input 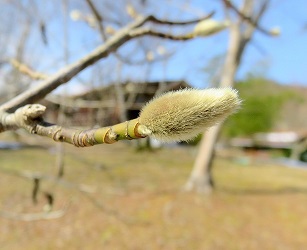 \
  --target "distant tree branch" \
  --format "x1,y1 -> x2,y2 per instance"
223,0 -> 272,36
0,164 -> 131,222
147,12 -> 214,25
0,208 -> 68,221
0,167 -> 96,194
84,0 -> 107,41
9,59 -> 48,80
0,15 -> 149,112
129,27 -> 195,40
0,104 -> 148,146
0,14 -> 213,113
84,1 -> 177,67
